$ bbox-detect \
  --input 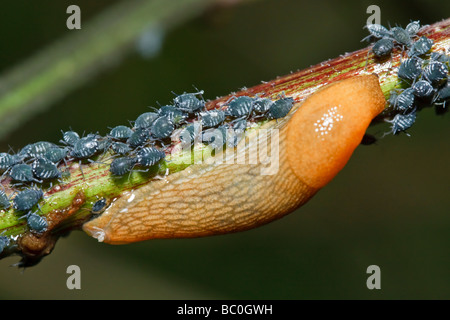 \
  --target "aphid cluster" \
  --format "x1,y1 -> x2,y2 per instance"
364,21 -> 450,134
0,89 -> 294,251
